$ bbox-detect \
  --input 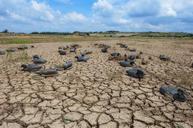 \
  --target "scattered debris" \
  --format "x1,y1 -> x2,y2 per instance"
111,52 -> 121,57
101,47 -> 108,53
58,46 -> 69,50
148,56 -> 153,60
83,50 -> 92,55
17,45 -> 28,50
141,58 -> 148,65
108,52 -> 124,61
119,44 -> 128,48
58,49 -> 66,55
0,48 -> 6,55
128,54 -> 136,60
6,47 -> 17,52
128,48 -> 137,52
98,44 -> 110,49
71,44 -> 80,48
70,47 -> 76,53
159,55 -> 170,61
